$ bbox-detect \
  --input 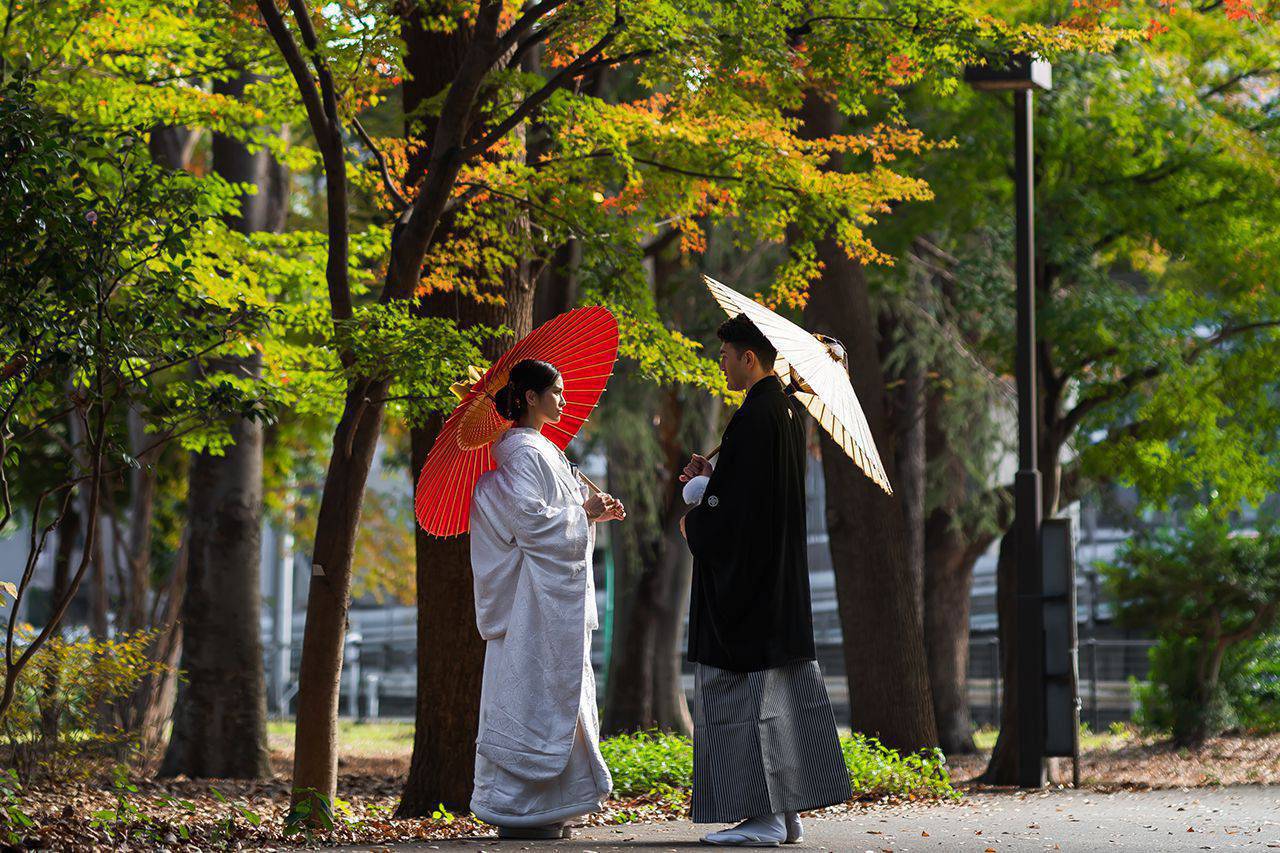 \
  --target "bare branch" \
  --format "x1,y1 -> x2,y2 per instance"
351,116 -> 410,211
